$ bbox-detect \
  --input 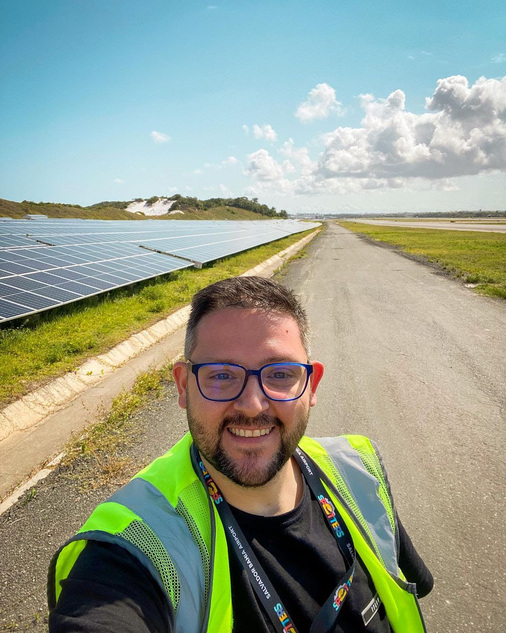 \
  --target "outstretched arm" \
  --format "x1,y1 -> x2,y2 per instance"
49,541 -> 173,633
